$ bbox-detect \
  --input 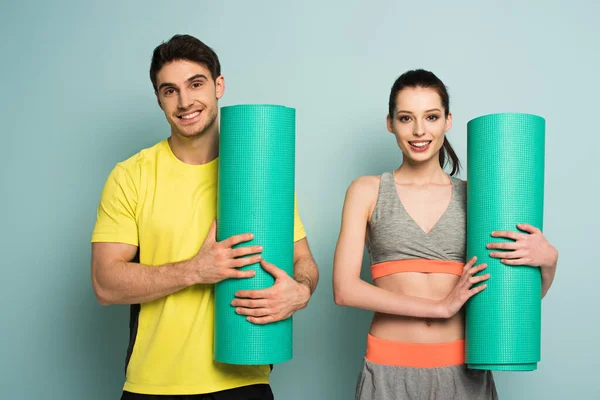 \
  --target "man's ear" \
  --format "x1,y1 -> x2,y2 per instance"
155,92 -> 163,110
215,75 -> 225,99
